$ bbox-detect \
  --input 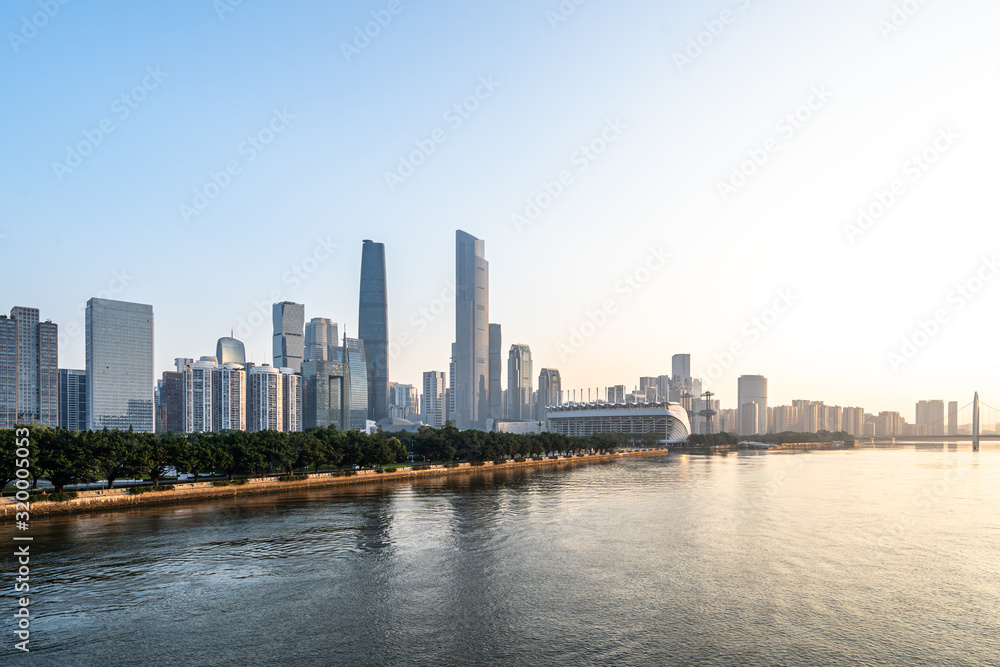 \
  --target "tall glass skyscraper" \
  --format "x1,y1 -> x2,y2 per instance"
301,336 -> 368,431
272,302 -> 305,372
507,344 -> 532,421
216,336 -> 246,365
359,240 -> 388,422
304,318 -> 338,362
537,368 -> 561,428
488,323 -> 502,424
86,298 -> 154,432
454,230 -> 489,430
